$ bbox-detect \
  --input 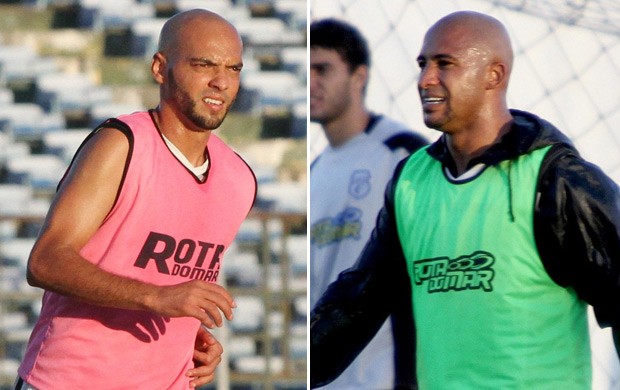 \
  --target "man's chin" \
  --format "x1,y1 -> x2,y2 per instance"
309,114 -> 323,123
423,116 -> 448,132
202,111 -> 229,130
